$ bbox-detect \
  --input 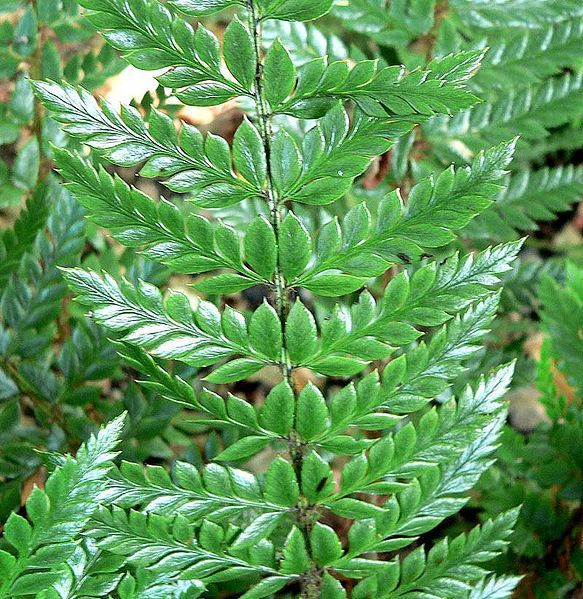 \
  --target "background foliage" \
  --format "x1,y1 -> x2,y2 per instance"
0,0 -> 581,597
